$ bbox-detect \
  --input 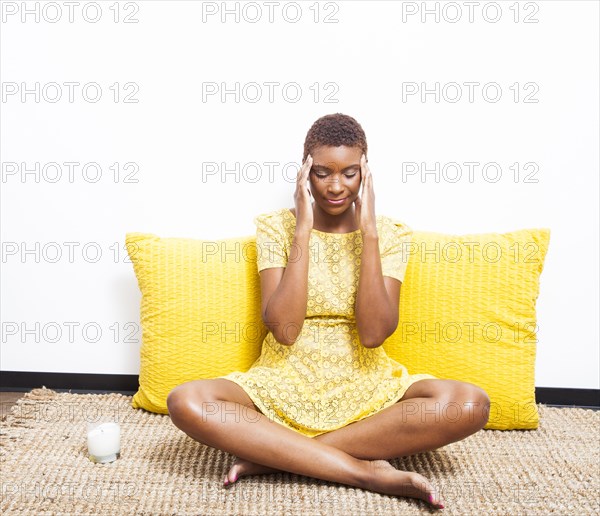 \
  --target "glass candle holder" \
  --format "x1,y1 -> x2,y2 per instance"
87,420 -> 121,464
